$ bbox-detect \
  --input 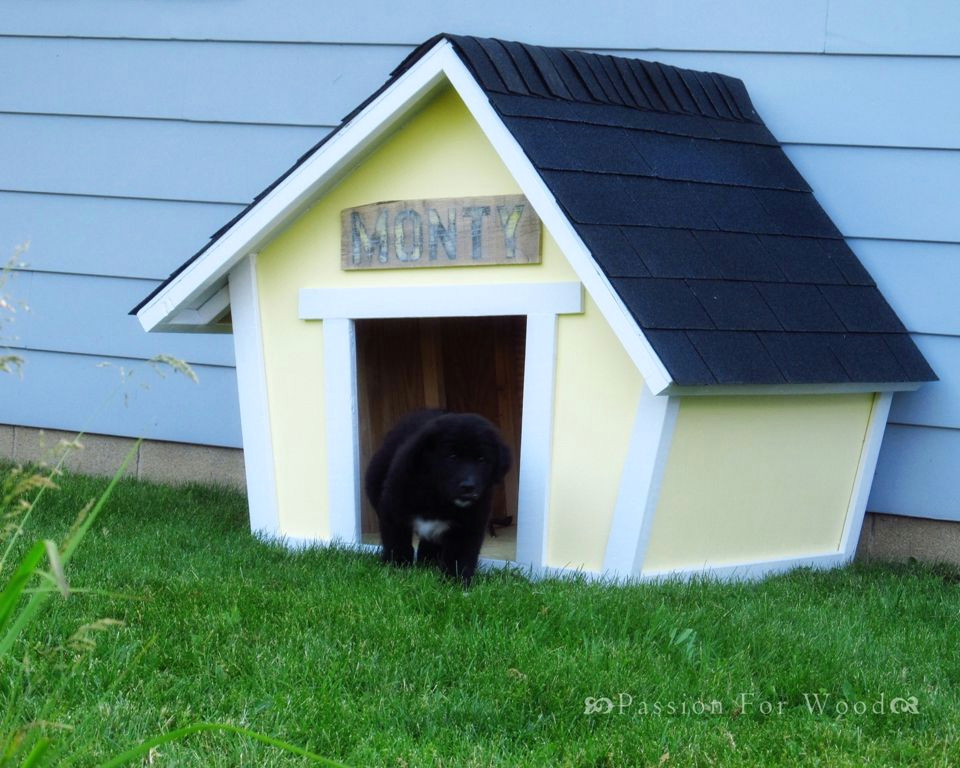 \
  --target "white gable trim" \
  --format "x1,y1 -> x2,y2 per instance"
136,40 -> 452,334
135,38 -> 675,392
